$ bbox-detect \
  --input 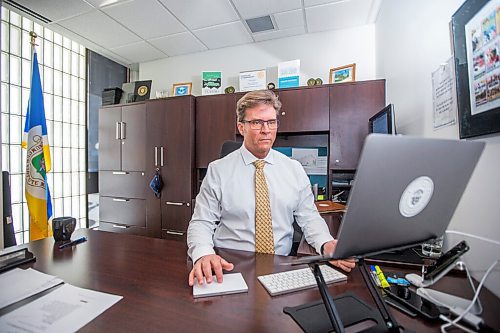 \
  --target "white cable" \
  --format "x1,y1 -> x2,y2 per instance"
464,263 -> 483,314
439,315 -> 476,333
440,259 -> 499,332
445,230 -> 500,246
